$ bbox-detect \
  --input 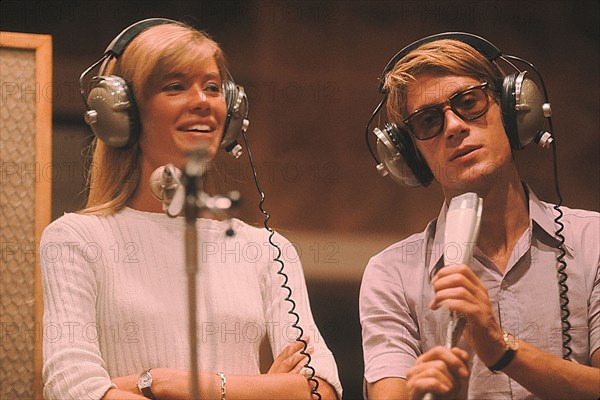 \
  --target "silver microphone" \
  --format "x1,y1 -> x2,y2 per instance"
423,192 -> 482,400
149,164 -> 183,217
443,192 -> 482,347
